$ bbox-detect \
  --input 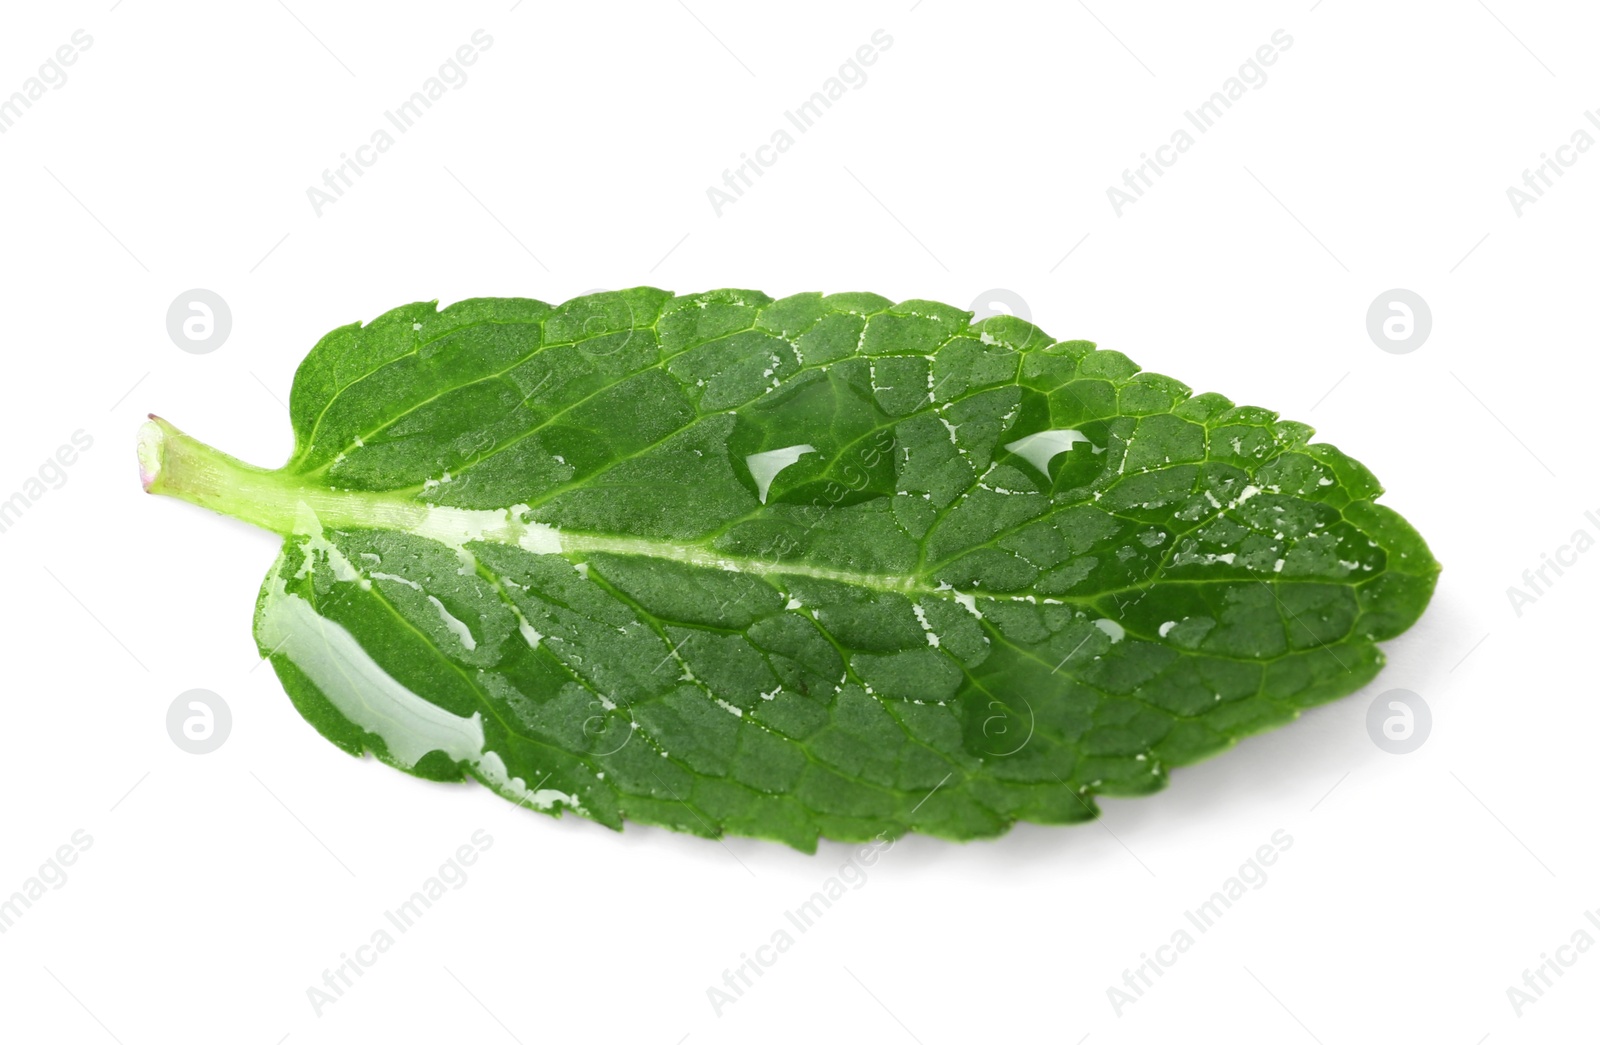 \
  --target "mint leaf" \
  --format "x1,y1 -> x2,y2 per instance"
139,289 -> 1439,850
